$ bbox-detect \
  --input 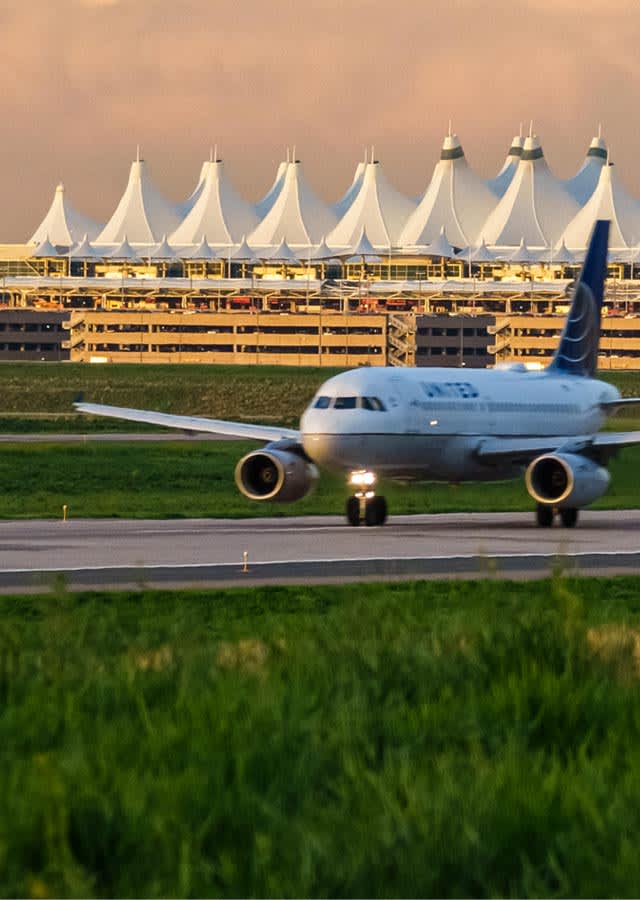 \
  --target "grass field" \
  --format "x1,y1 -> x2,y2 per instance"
0,363 -> 639,518
3,577 -> 640,897
1,438 -> 640,518
0,362 -> 639,433
0,363 -> 344,430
